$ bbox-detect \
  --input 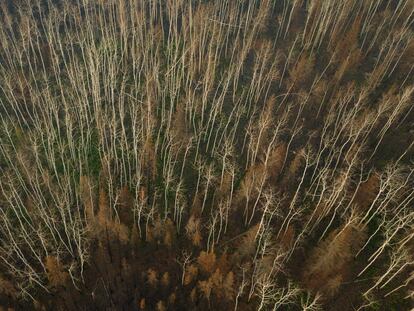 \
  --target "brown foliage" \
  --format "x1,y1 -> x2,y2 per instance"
400,39 -> 414,69
0,276 -> 17,298
163,230 -> 174,248
267,143 -> 287,182
196,268 -> 235,302
186,216 -> 203,247
190,287 -> 197,303
121,258 -> 131,275
334,48 -> 362,83
146,226 -> 155,243
112,222 -> 130,244
147,268 -> 158,287
216,253 -> 231,275
237,163 -> 267,207
171,103 -> 189,147
353,173 -> 380,211
156,300 -> 166,311
255,95 -> 277,153
118,186 -> 134,226
139,187 -> 147,202
45,256 -> 68,287
184,264 -> 198,286
80,175 -> 95,223
153,216 -> 165,238
279,225 -> 295,250
143,137 -> 157,181
161,272 -> 170,287
302,224 -> 367,296
282,149 -> 304,185
210,269 -> 235,301
217,171 -> 232,199
130,224 -> 139,247
139,298 -> 145,310
192,230 -> 203,248
98,188 -> 111,227
289,53 -> 315,87
198,279 -> 213,301
210,269 -> 223,293
222,271 -> 235,301
332,17 -> 361,63
237,224 -> 260,259
197,251 -> 216,274
168,292 -> 176,305
163,218 -> 176,247
146,217 -> 175,246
